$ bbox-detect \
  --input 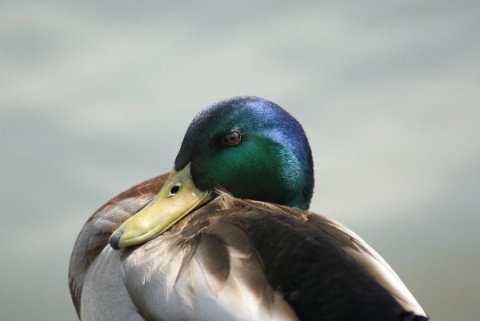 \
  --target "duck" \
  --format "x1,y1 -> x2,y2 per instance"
69,96 -> 429,321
